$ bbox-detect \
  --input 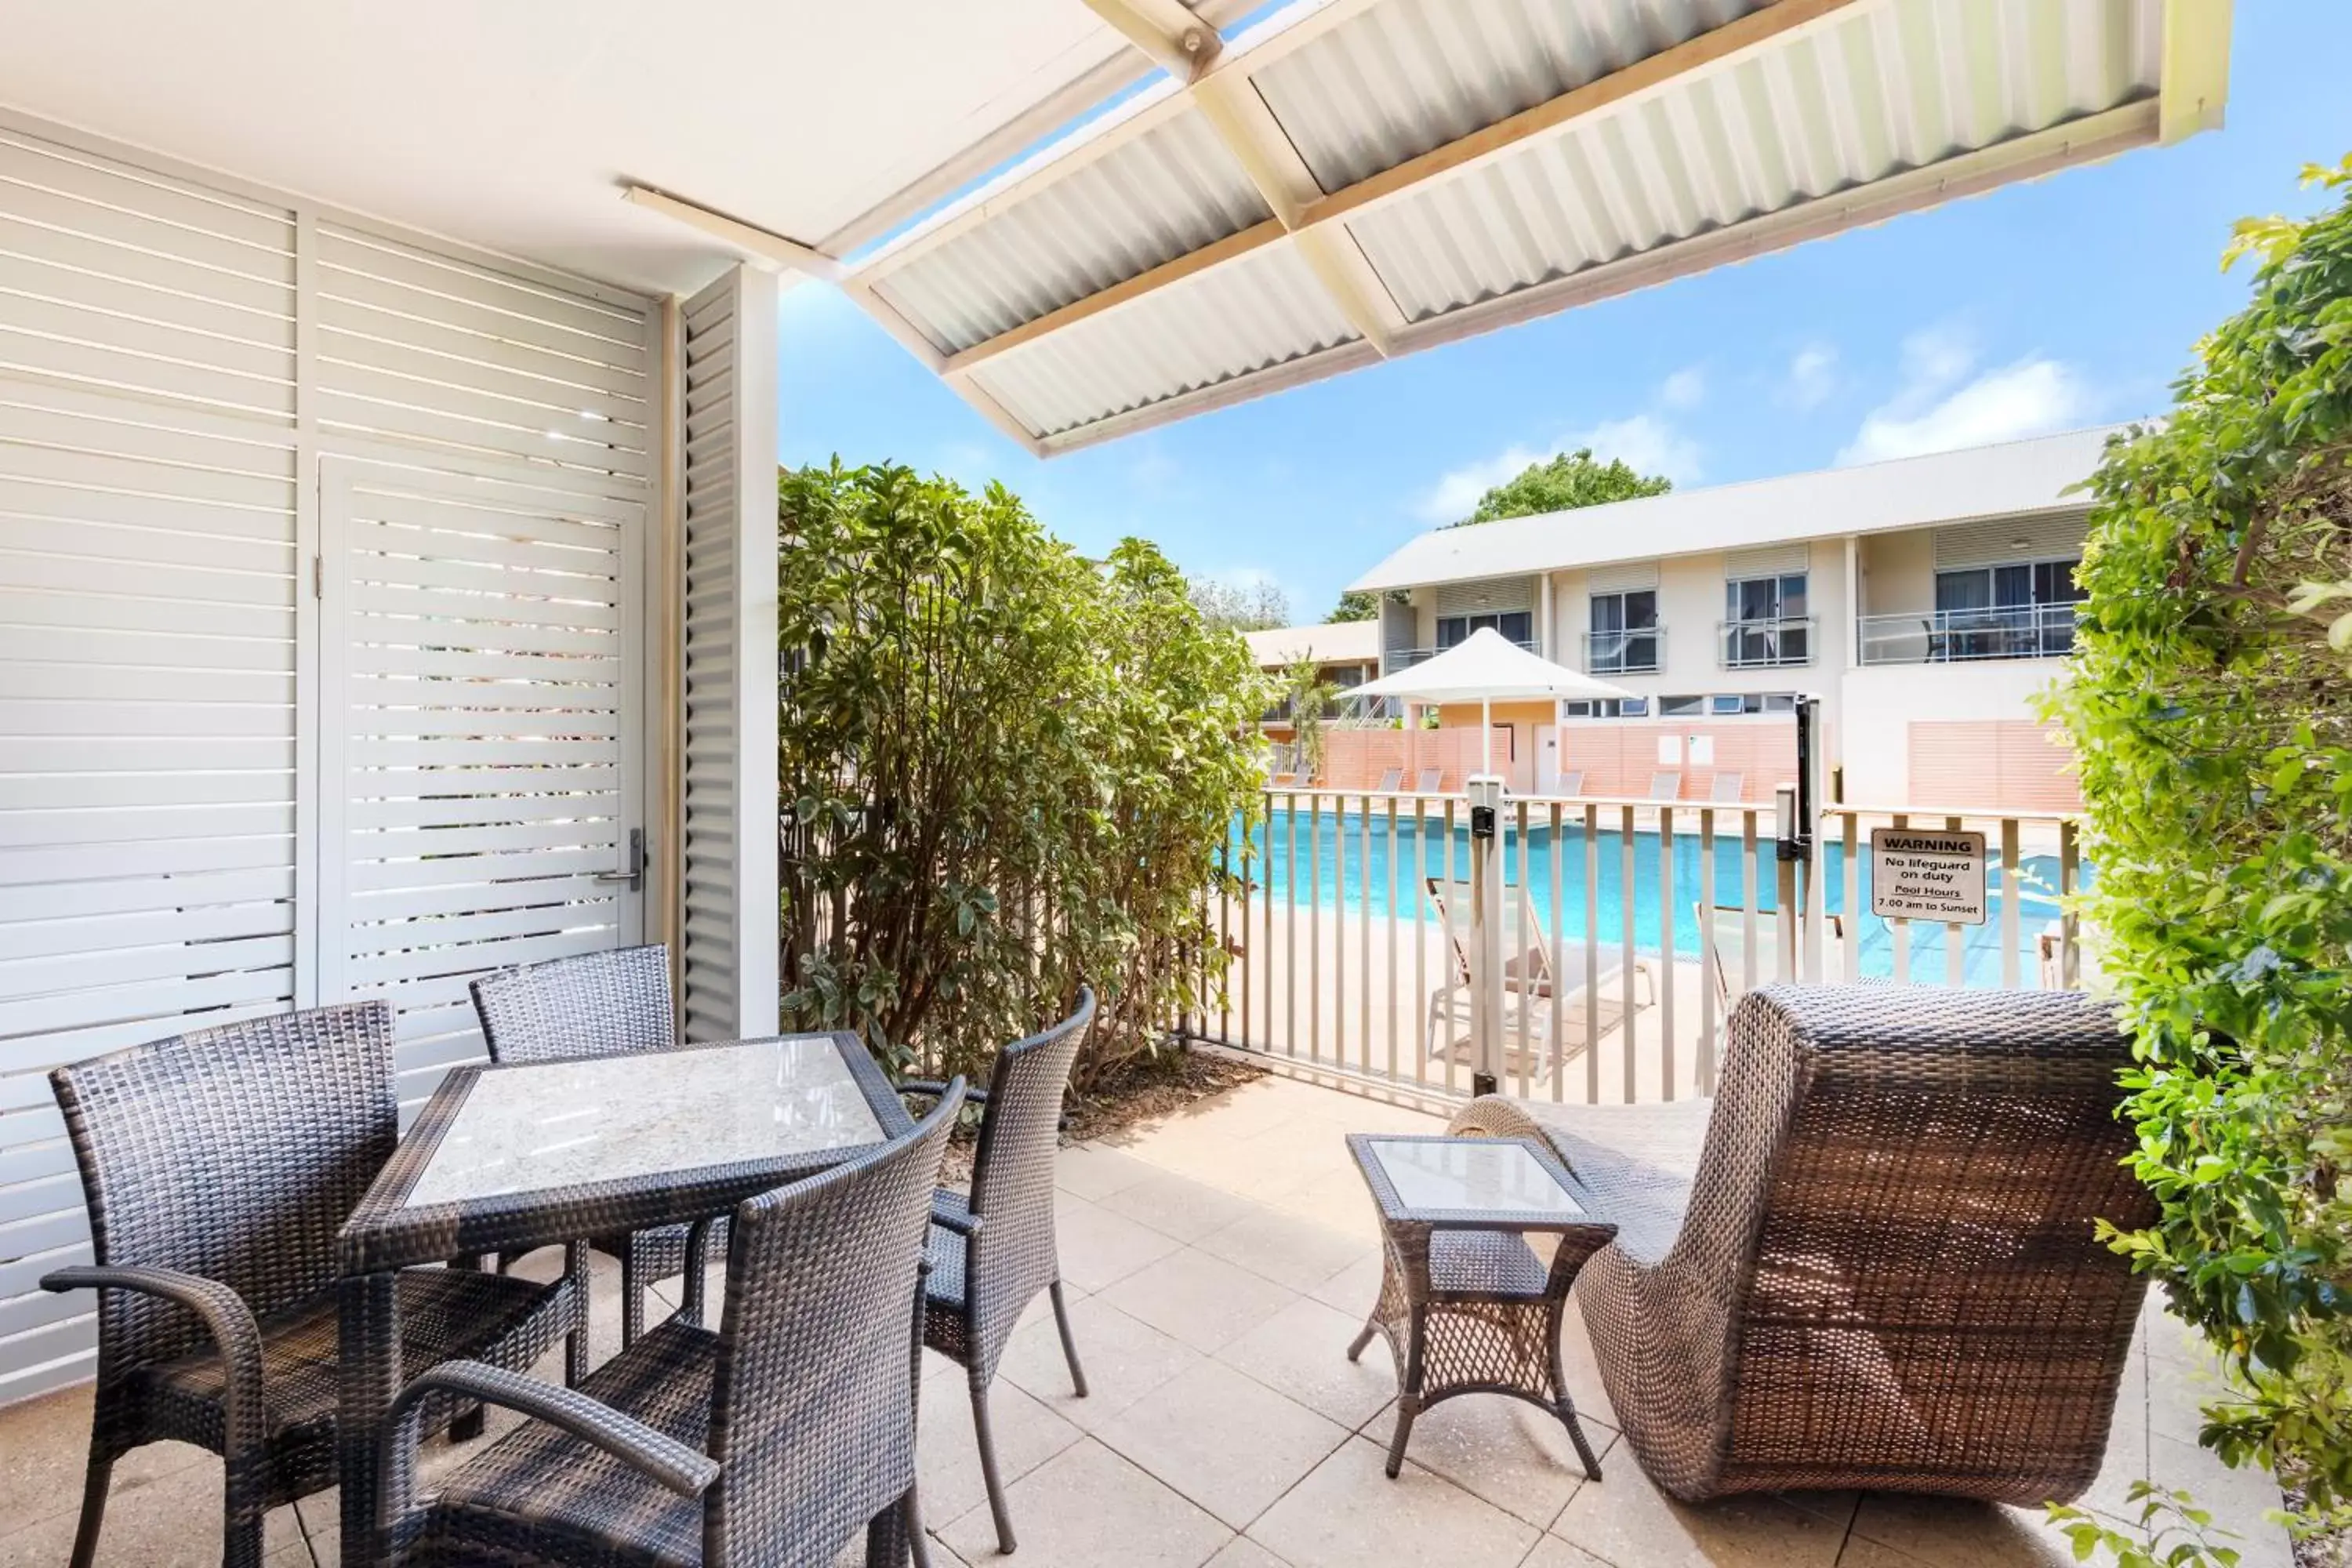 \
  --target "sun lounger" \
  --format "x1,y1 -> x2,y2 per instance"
1415,767 -> 1444,793
1423,877 -> 1656,1079
1698,901 -> 1847,1004
1374,766 -> 1403,792
1708,771 -> 1744,803
1557,769 -> 1585,797
1647,771 -> 1682,800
